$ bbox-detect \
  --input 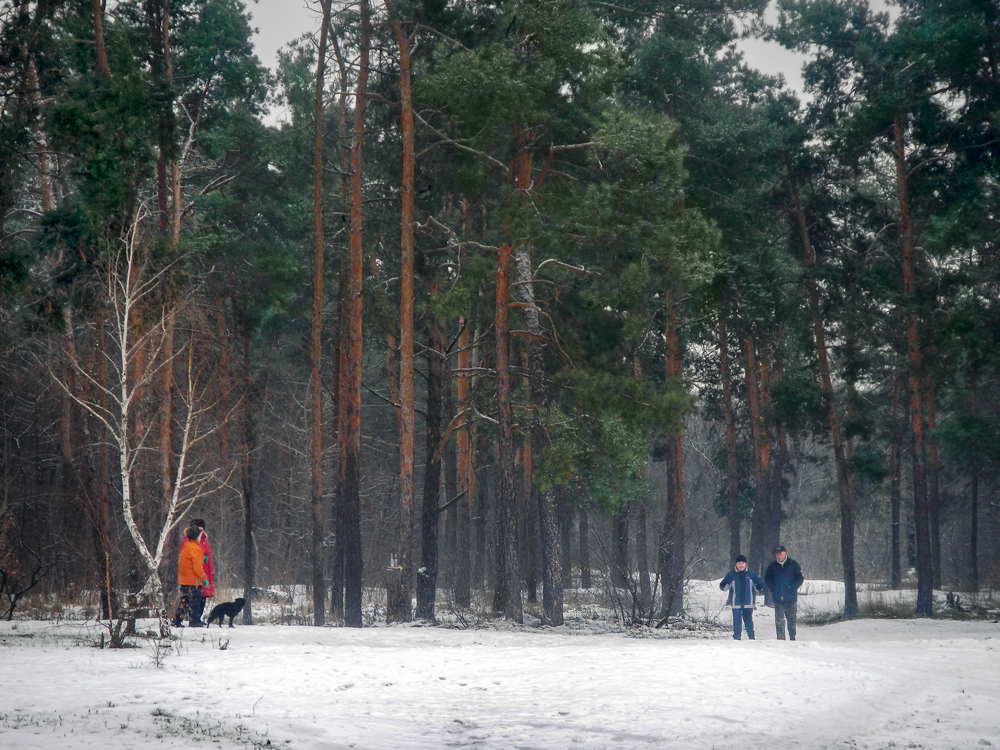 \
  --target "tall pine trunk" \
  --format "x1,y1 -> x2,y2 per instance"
659,293 -> 684,617
969,380 -> 979,592
26,58 -> 53,212
718,309 -> 741,561
340,0 -> 371,628
493,241 -> 521,621
416,283 -> 447,621
745,334 -> 772,581
788,169 -> 857,617
613,508 -> 629,589
328,30 -> 352,625
895,112 -> 933,617
454,318 -> 475,607
513,248 -> 562,623
387,16 -> 416,623
635,501 -> 651,610
925,386 -> 942,588
309,0 -> 332,626
240,335 -> 261,624
92,0 -> 111,79
889,372 -> 903,589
